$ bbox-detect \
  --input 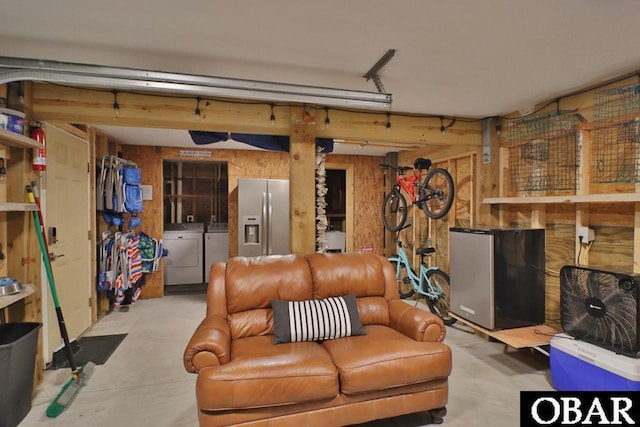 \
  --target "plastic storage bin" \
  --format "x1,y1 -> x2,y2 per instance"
0,322 -> 42,427
0,108 -> 26,135
550,333 -> 640,391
